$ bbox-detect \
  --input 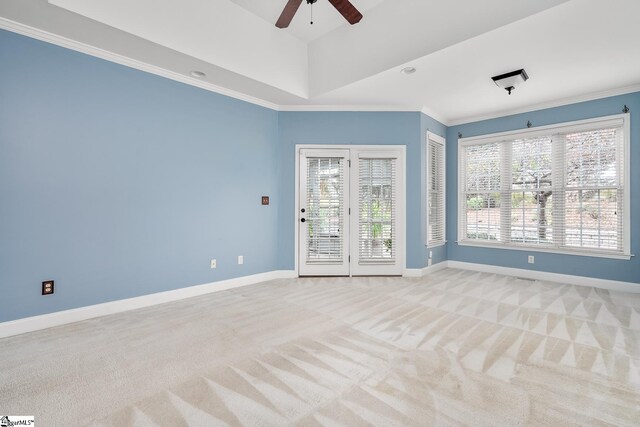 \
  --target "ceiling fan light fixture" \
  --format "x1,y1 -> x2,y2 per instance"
190,70 -> 206,78
492,69 -> 528,95
401,67 -> 417,75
